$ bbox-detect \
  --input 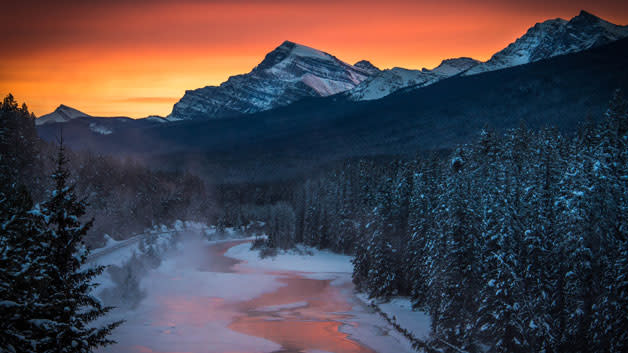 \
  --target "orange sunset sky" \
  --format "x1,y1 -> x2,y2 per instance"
1,0 -> 627,118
